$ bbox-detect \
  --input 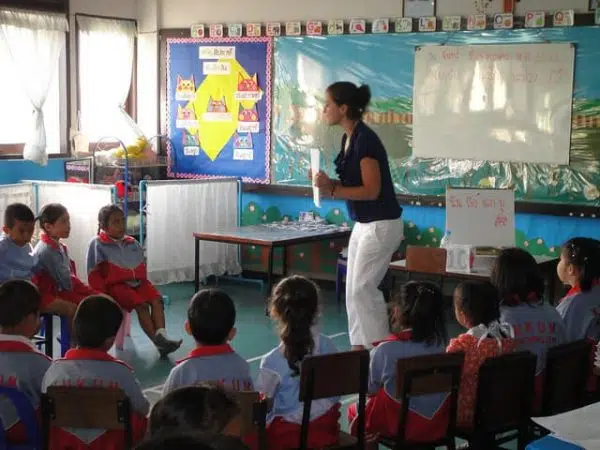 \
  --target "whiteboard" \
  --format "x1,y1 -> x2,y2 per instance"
445,187 -> 515,248
413,43 -> 574,165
